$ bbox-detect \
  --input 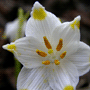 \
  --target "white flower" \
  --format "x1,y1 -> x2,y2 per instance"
4,19 -> 26,41
2,1 -> 90,90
